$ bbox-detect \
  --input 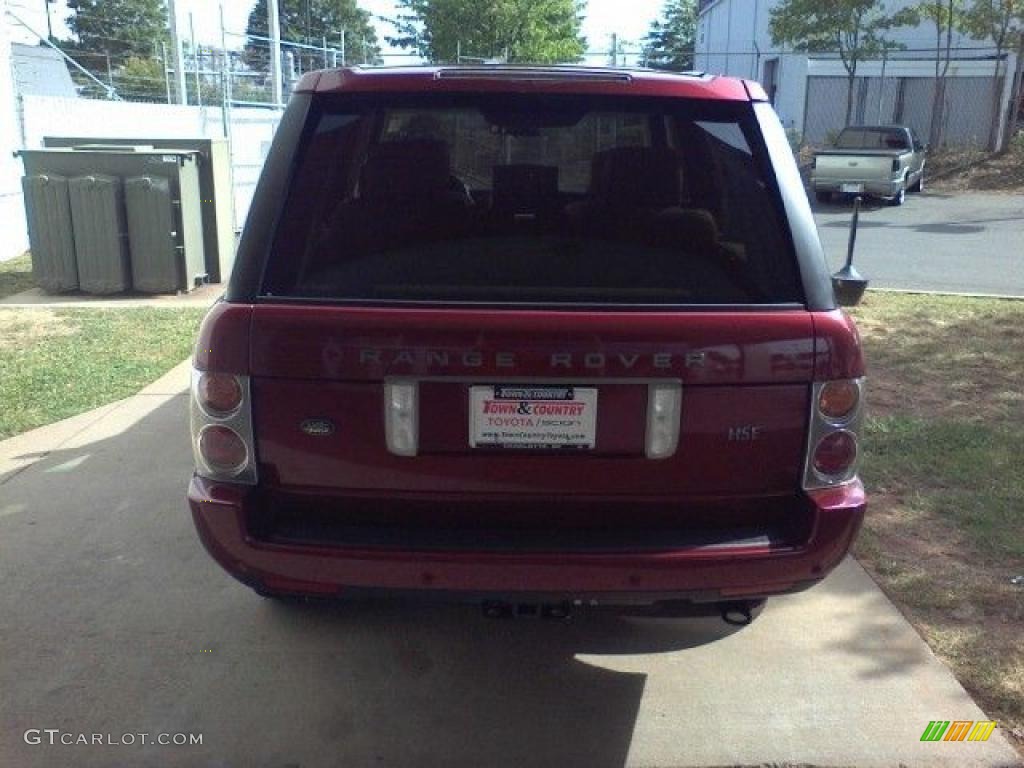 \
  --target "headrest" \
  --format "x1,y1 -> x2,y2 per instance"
492,164 -> 559,212
359,140 -> 451,204
590,147 -> 682,208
